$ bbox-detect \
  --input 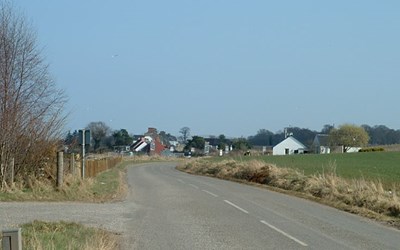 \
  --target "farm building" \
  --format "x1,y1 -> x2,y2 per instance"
273,136 -> 307,155
312,134 -> 331,154
312,134 -> 361,153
